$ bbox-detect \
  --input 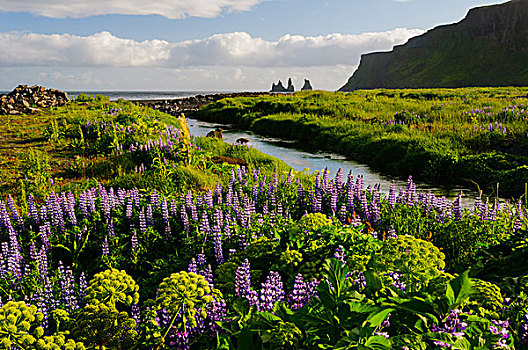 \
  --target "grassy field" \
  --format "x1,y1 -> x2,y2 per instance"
197,88 -> 528,198
0,94 -> 291,201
